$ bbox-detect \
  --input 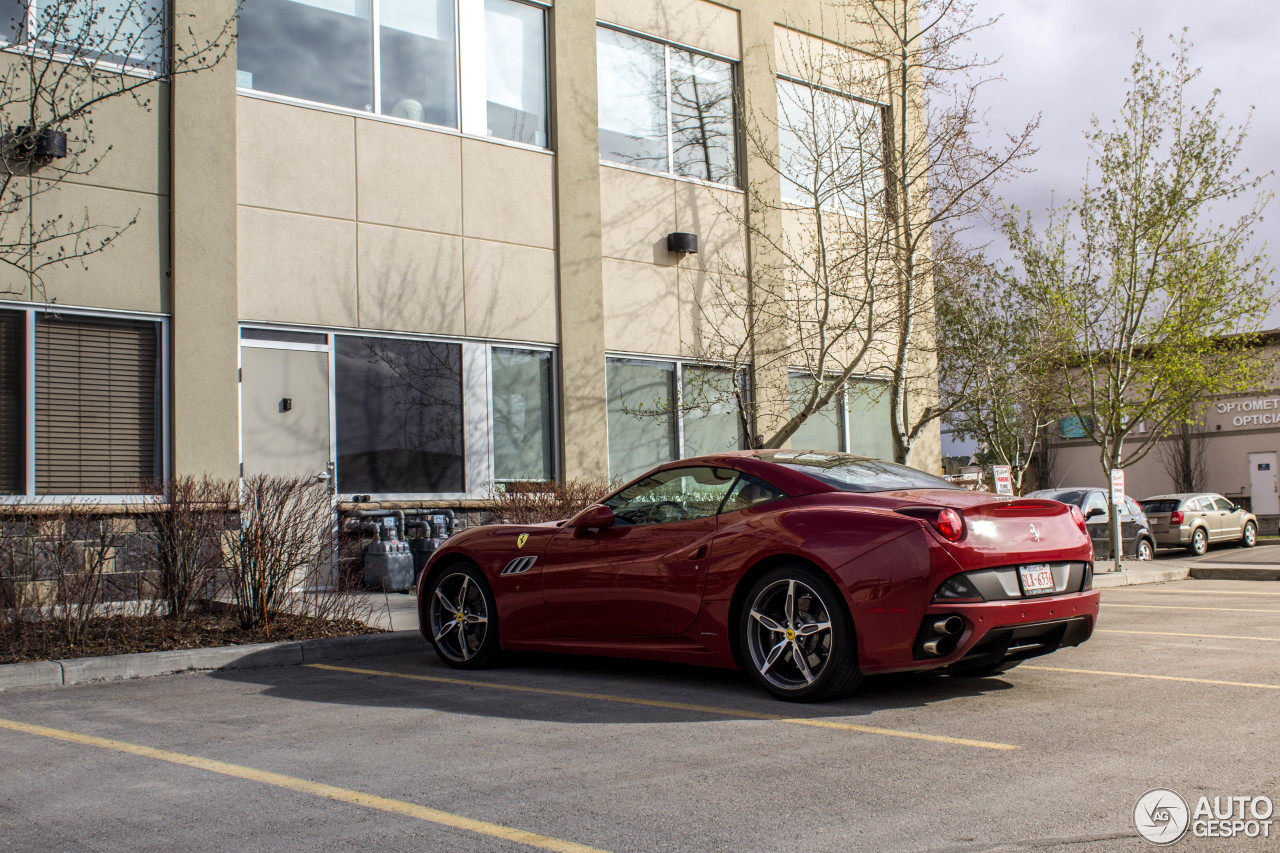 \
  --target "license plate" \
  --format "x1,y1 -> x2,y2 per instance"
1019,564 -> 1055,595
